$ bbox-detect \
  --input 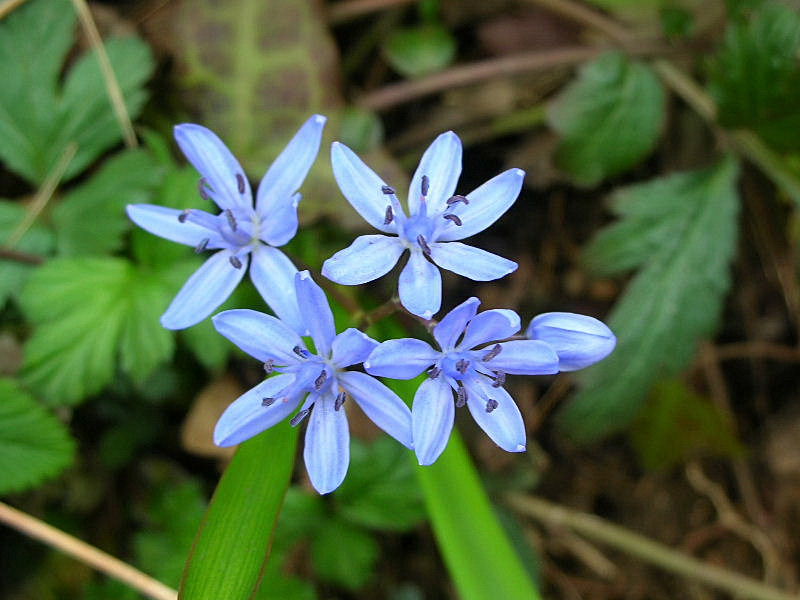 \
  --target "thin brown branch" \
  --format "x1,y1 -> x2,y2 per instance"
714,342 -> 800,362
327,0 -> 415,24
522,0 -> 632,45
0,0 -> 27,20
0,246 -> 44,265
